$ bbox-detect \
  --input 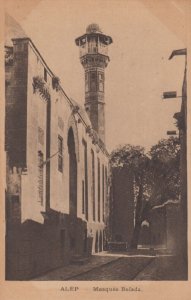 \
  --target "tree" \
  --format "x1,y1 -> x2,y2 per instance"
109,137 -> 180,249
110,144 -> 150,249
148,137 -> 180,208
